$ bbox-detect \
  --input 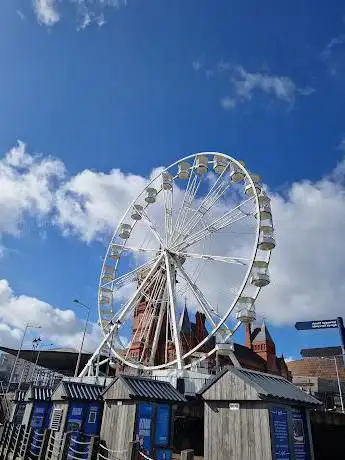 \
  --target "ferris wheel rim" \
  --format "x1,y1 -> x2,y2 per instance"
98,151 -> 265,371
